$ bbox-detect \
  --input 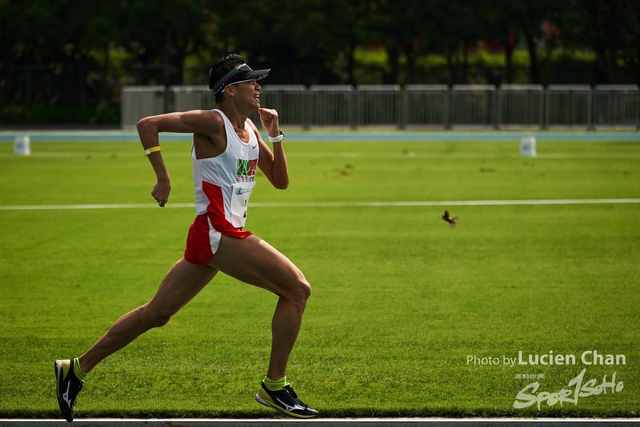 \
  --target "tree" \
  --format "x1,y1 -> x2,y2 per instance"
622,0 -> 640,84
0,0 -> 123,106
428,0 -> 483,85
212,0 -> 369,85
471,0 -> 521,84
576,0 -> 640,84
365,0 -> 422,84
55,0 -> 124,105
123,0 -> 209,86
